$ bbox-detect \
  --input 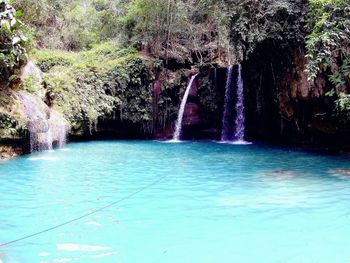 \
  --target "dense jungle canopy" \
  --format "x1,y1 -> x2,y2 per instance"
5,0 -> 349,74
